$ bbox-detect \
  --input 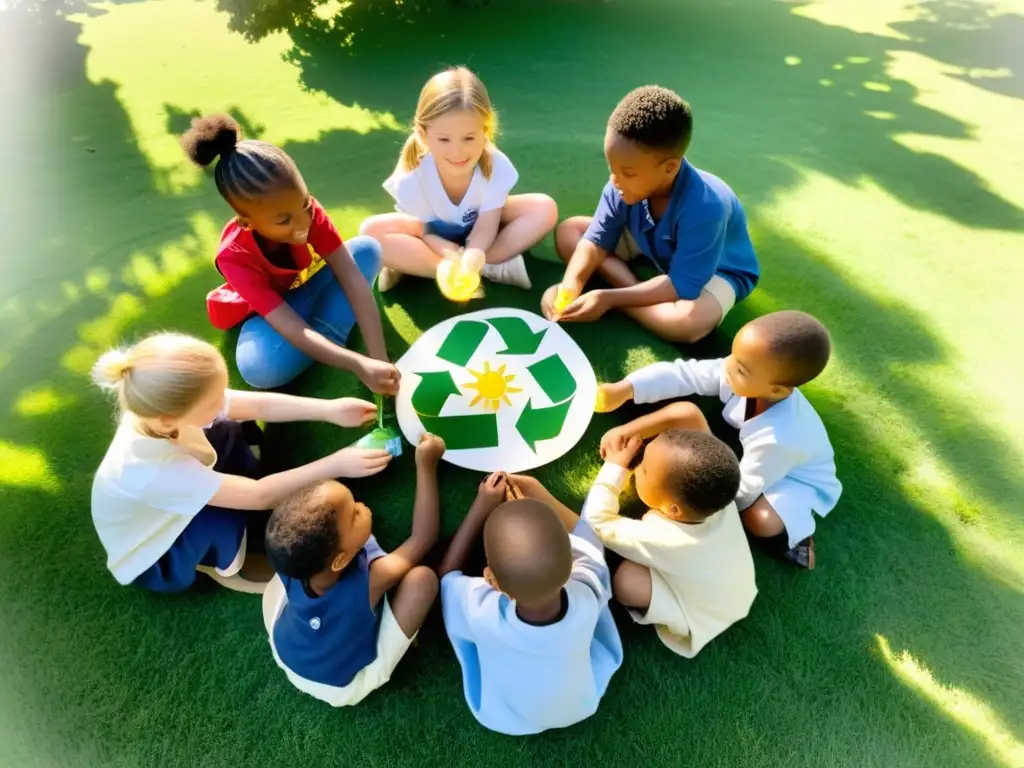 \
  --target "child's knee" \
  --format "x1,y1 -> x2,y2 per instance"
402,565 -> 439,603
531,194 -> 559,231
346,235 -> 383,283
358,215 -> 389,239
661,401 -> 709,432
555,216 -> 590,262
741,501 -> 785,538
613,561 -> 652,609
